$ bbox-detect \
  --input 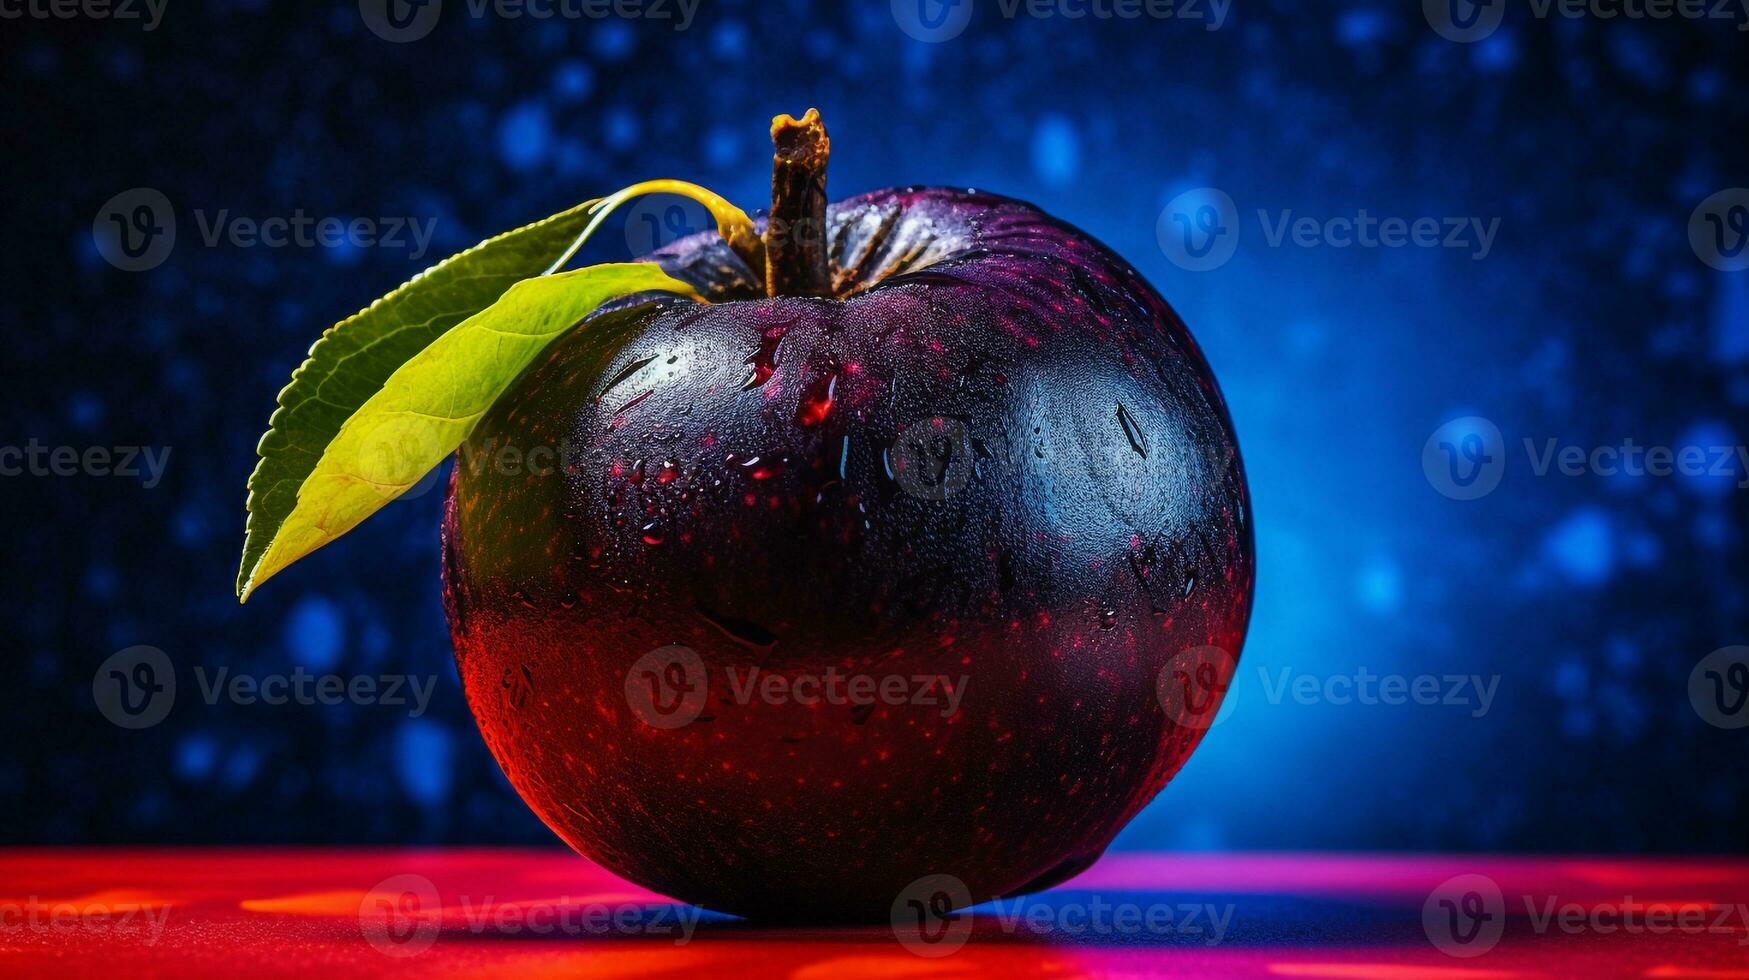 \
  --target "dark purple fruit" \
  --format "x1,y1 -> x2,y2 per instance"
441,116 -> 1252,921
